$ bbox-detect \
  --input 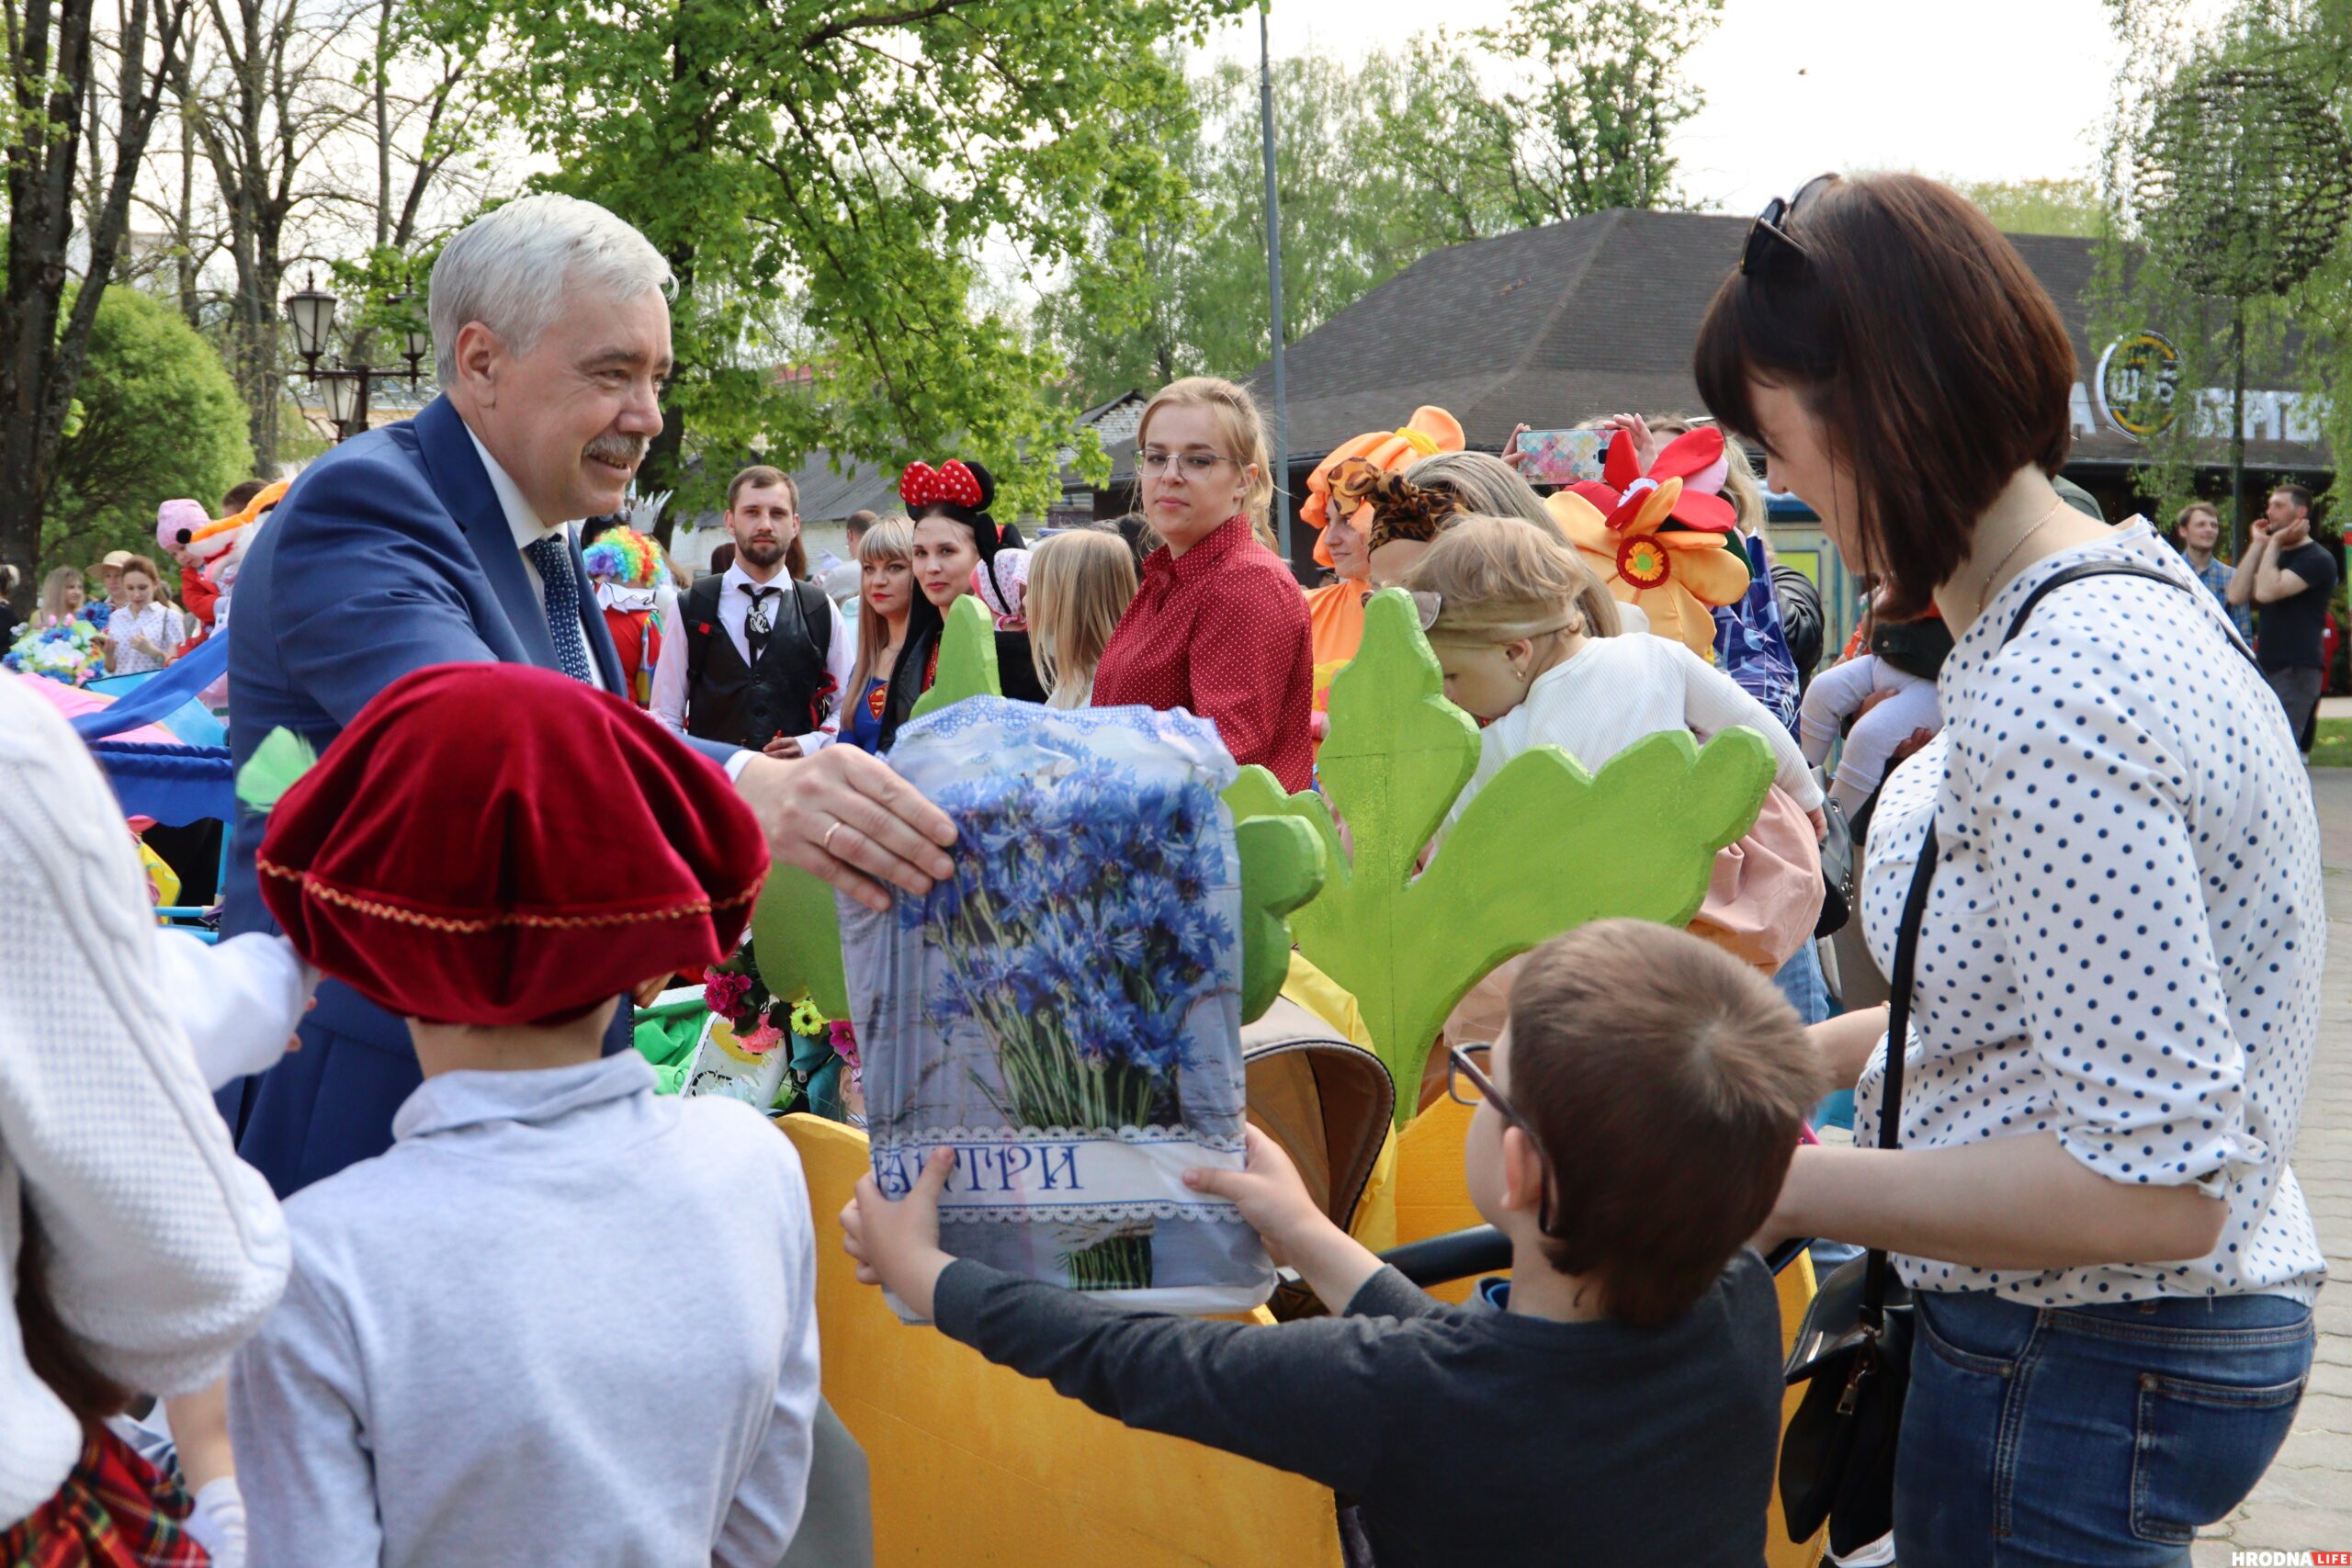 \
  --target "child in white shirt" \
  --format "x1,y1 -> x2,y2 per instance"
1408,515 -> 1823,836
